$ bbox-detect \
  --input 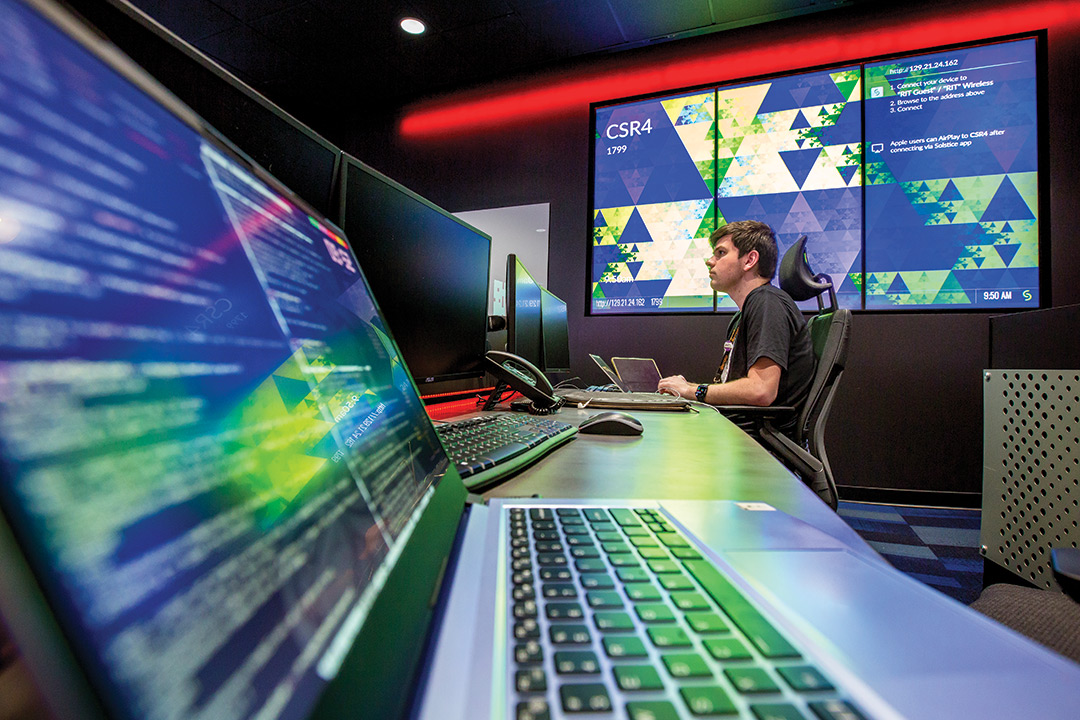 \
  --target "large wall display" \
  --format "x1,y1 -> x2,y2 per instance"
590,37 -> 1040,314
